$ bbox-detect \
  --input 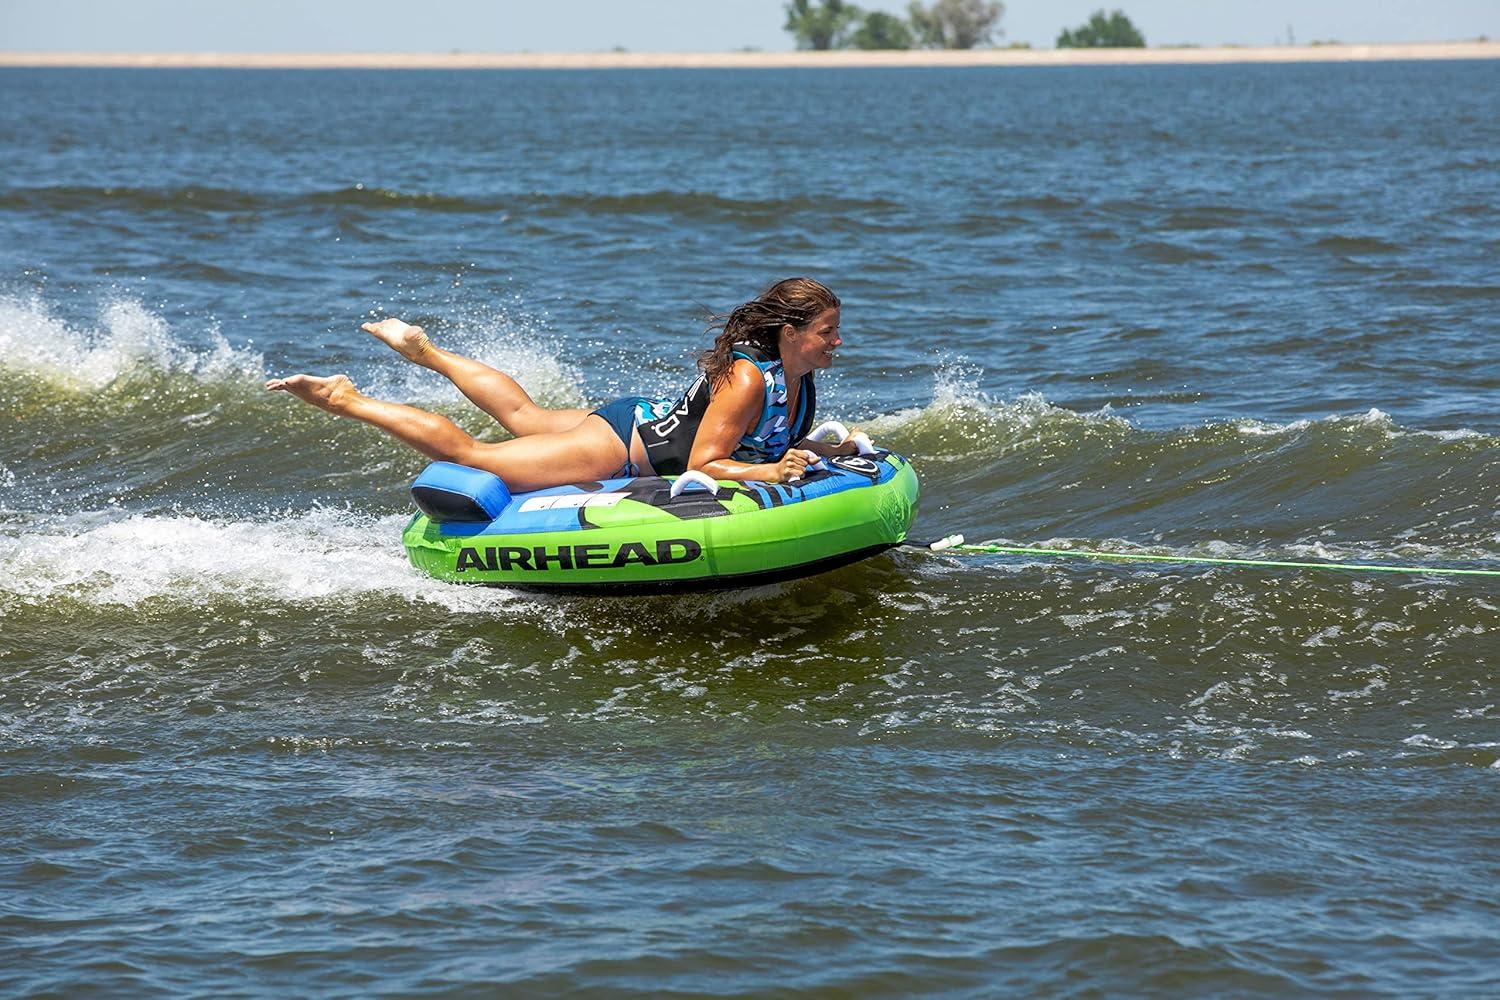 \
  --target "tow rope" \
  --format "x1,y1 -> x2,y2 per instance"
912,535 -> 1500,578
